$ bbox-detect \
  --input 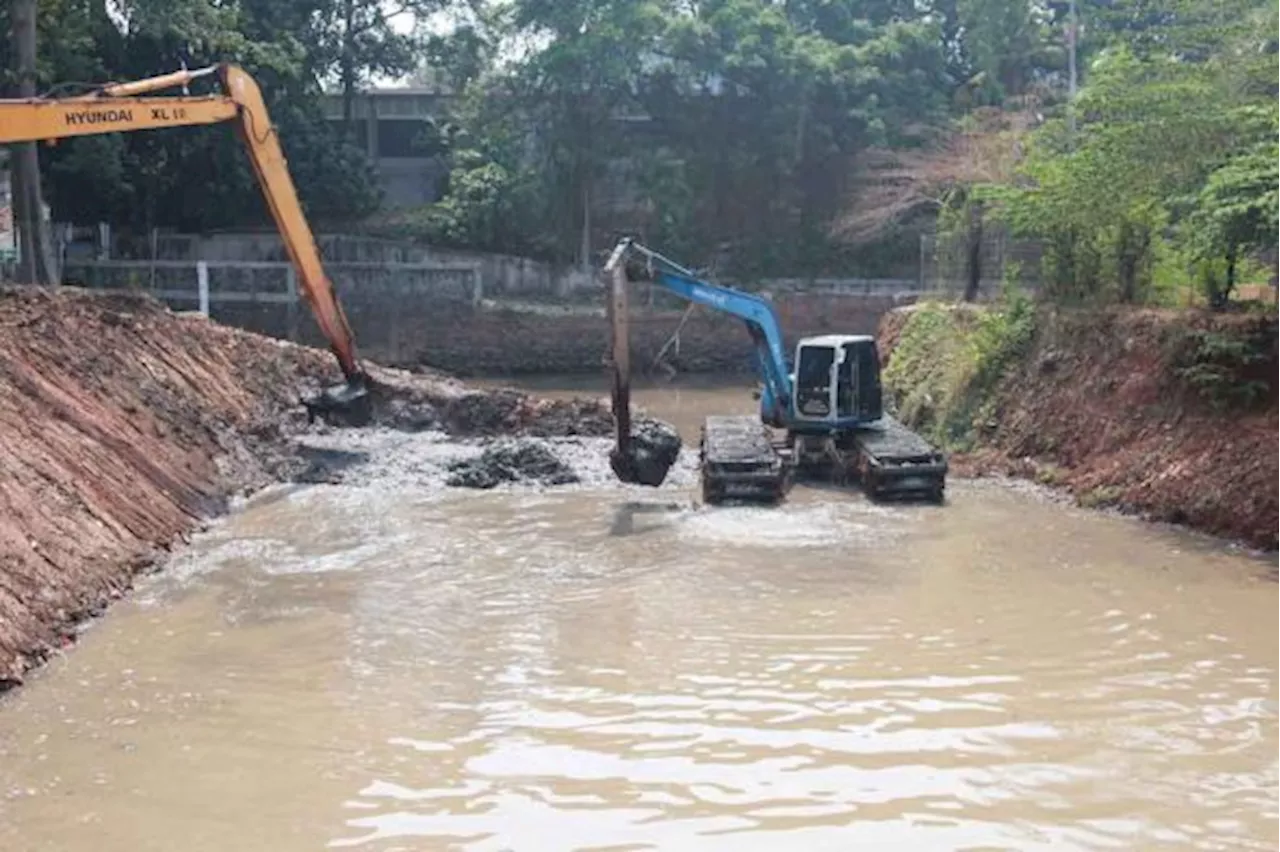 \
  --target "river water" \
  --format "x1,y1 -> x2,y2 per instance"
0,377 -> 1275,851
